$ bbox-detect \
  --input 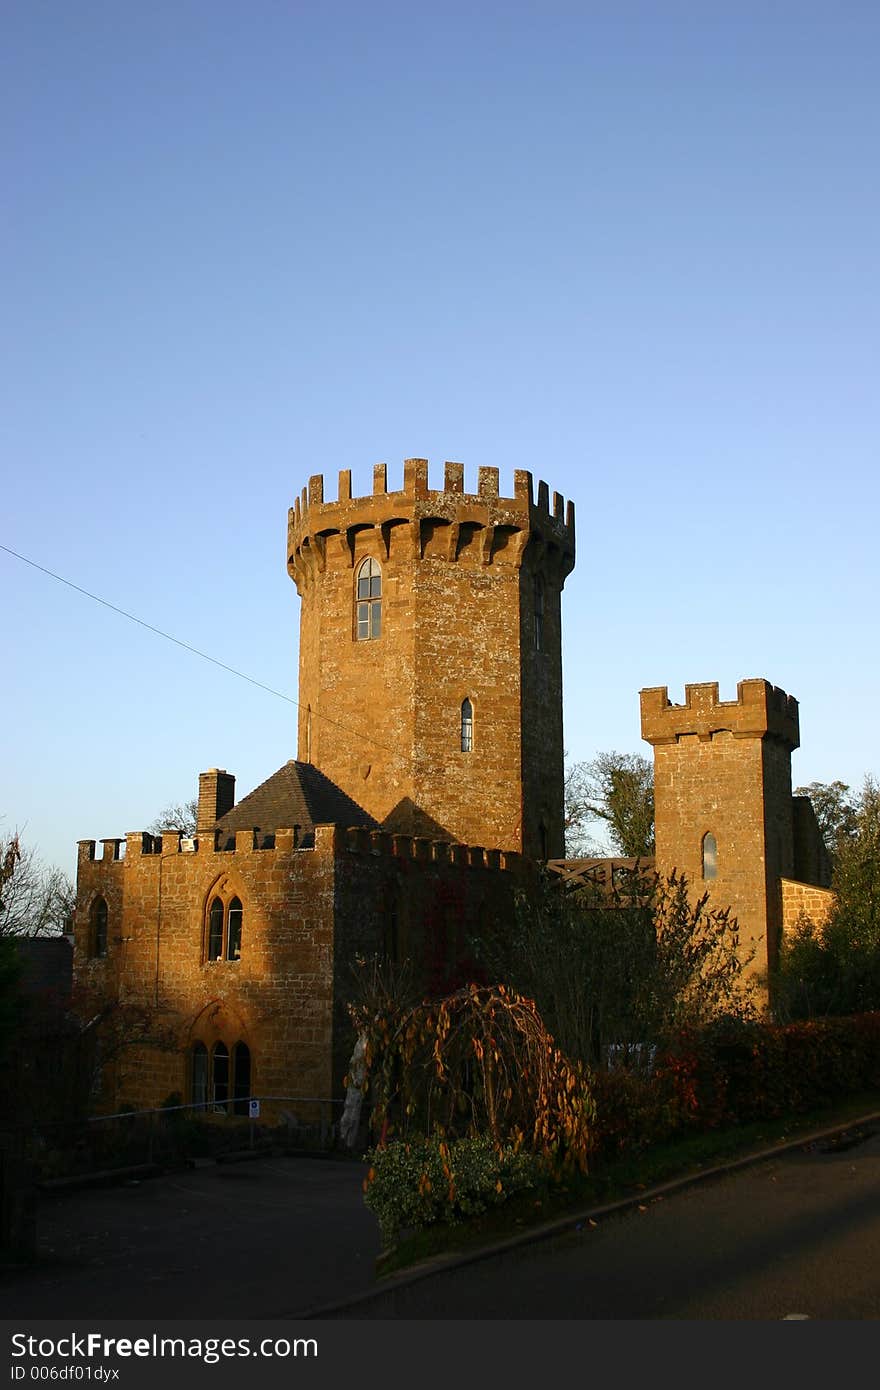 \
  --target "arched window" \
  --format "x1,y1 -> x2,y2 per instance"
212,1042 -> 229,1107
90,897 -> 108,958
208,898 -> 224,960
702,832 -> 718,880
534,575 -> 545,651
355,557 -> 382,640
233,1042 -> 251,1116
191,1042 -> 208,1109
460,698 -> 474,753
226,898 -> 242,960
205,894 -> 244,963
190,1040 -> 253,1114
